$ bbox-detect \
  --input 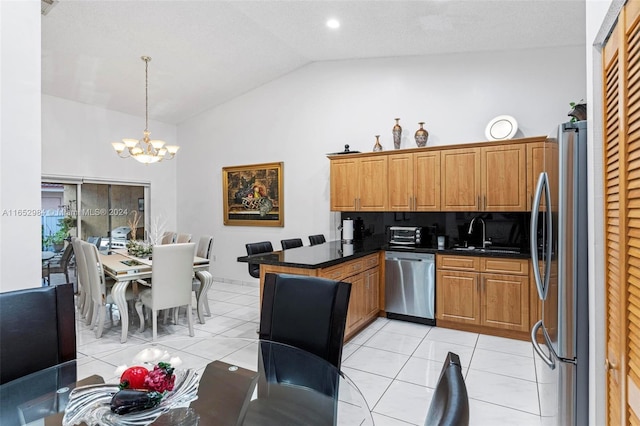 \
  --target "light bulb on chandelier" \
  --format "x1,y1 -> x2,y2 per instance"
111,56 -> 179,164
